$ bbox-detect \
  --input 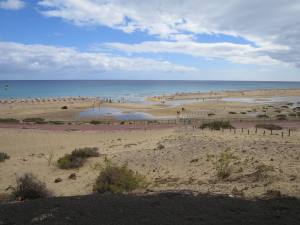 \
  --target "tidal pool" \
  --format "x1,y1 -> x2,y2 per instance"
79,107 -> 154,121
